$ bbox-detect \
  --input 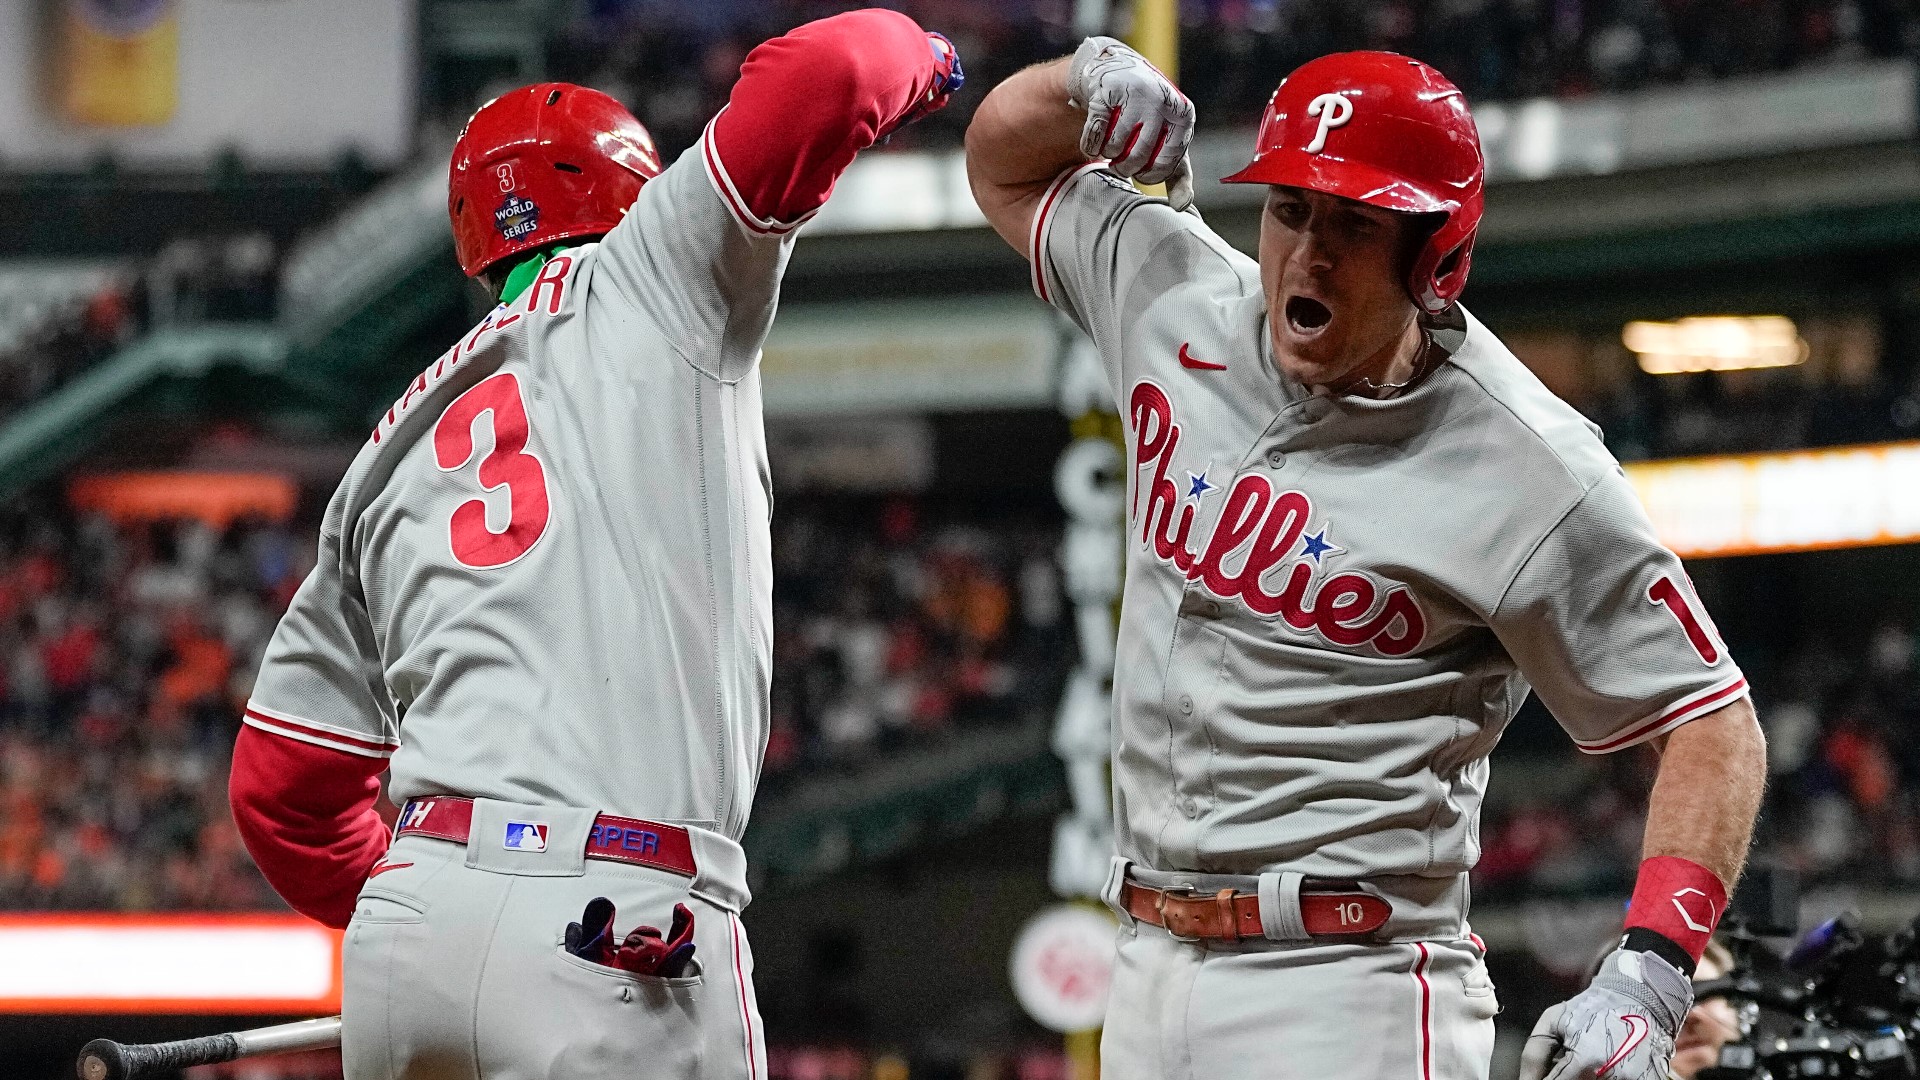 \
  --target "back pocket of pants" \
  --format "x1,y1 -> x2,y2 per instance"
352,892 -> 427,925
546,945 -> 705,1079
